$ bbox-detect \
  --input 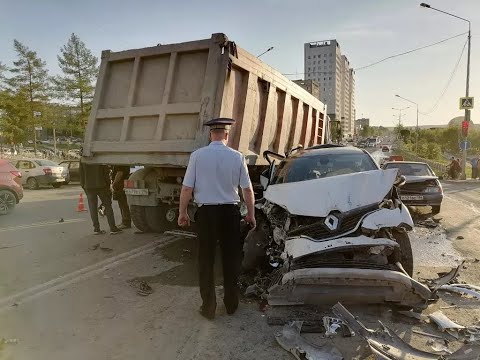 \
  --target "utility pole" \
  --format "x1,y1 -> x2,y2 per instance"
420,3 -> 471,179
392,107 -> 409,126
